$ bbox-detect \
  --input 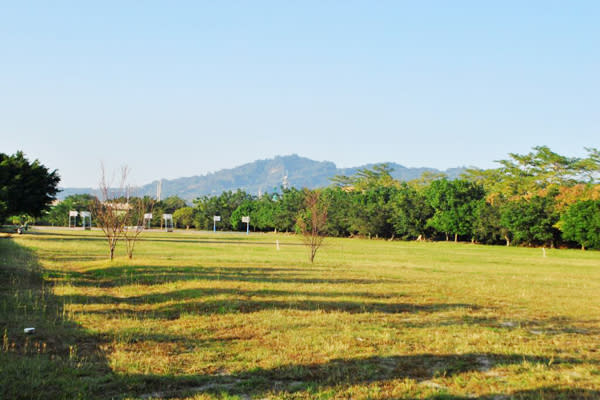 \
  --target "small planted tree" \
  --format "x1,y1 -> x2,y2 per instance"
92,165 -> 132,260
296,189 -> 328,263
123,196 -> 154,259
